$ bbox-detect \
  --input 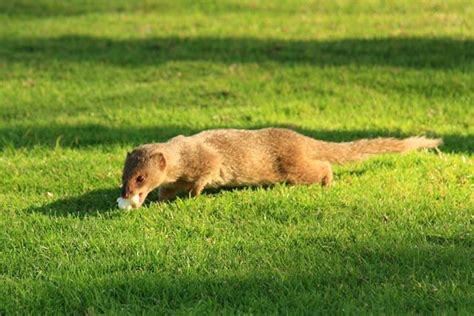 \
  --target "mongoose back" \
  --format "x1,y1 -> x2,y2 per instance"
120,128 -> 442,208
